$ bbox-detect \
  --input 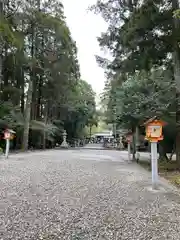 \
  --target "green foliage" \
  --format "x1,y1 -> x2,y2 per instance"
93,0 -> 178,160
138,159 -> 180,172
170,175 -> 180,186
174,9 -> 180,18
159,161 -> 179,171
0,0 -> 97,149
116,69 -> 175,127
101,69 -> 175,130
92,0 -> 173,75
0,147 -> 3,155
